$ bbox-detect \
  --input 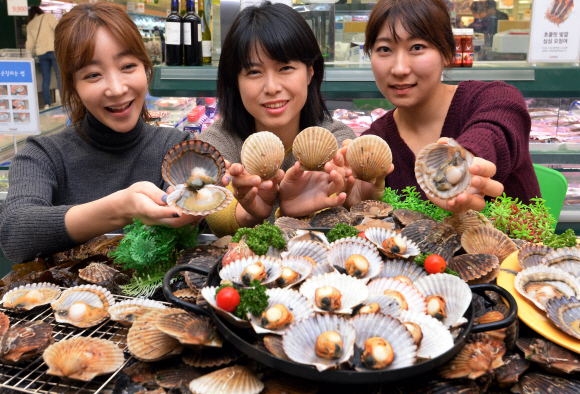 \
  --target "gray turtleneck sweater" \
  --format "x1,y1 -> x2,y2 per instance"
0,113 -> 190,264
